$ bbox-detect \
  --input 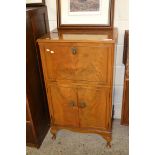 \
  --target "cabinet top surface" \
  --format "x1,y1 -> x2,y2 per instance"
26,6 -> 46,12
37,28 -> 118,44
